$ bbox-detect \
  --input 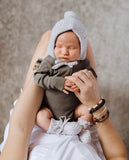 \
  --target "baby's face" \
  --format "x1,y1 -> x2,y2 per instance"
54,31 -> 80,62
